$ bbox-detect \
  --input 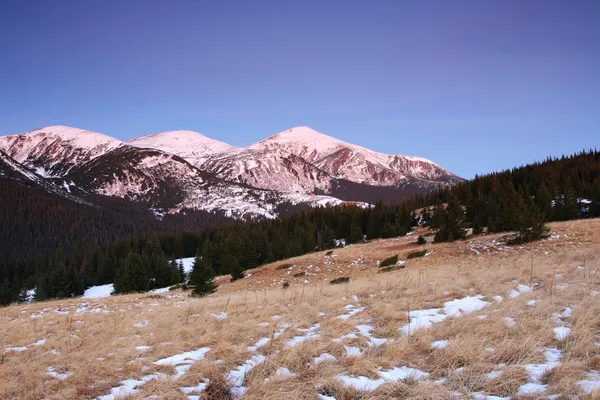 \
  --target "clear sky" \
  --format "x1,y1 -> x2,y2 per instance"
1,0 -> 598,178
